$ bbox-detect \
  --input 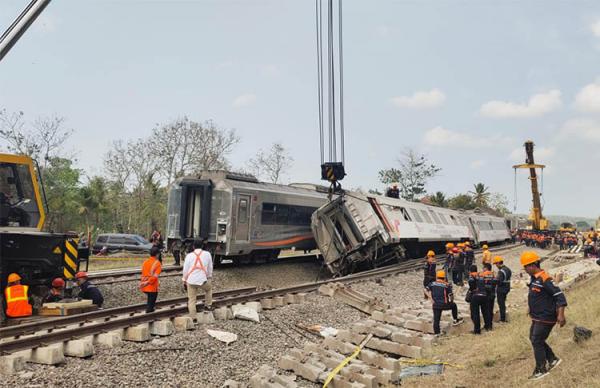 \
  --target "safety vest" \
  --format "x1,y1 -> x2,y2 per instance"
183,251 -> 208,282
482,250 -> 491,264
5,285 -> 33,318
140,258 -> 161,293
